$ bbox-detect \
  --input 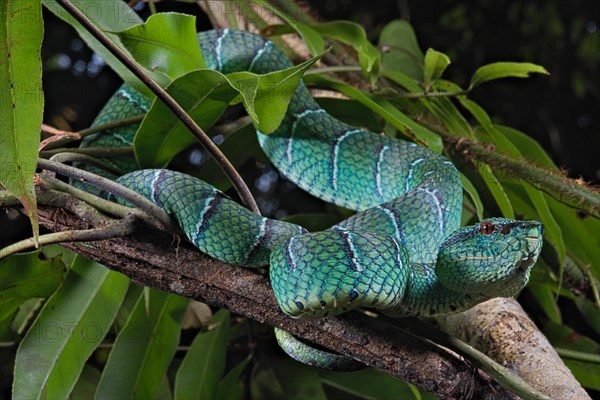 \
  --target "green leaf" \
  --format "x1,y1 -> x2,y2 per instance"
311,21 -> 381,84
427,80 -> 473,138
495,125 -> 556,169
0,251 -> 62,339
319,368 -> 434,400
11,297 -> 44,335
469,62 -> 549,89
250,356 -> 327,400
381,70 -> 424,93
71,365 -> 102,400
0,0 -> 43,244
305,74 -> 442,152
13,257 -> 130,400
0,298 -> 23,341
528,284 -> 562,323
115,12 -> 205,80
0,250 -> 65,301
114,284 -> 144,333
213,356 -> 252,400
254,0 -> 324,55
42,0 -> 164,96
546,196 -> 600,281
460,174 -> 484,221
264,20 -> 380,83
41,244 -> 78,267
250,359 -> 286,400
228,50 -> 325,133
478,164 -> 515,219
522,182 -> 566,267
379,20 -> 424,80
543,322 -> 600,390
174,309 -> 230,400
157,375 -> 174,400
423,48 -> 451,85
134,69 -> 239,168
95,289 -> 188,399
575,296 -> 600,337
